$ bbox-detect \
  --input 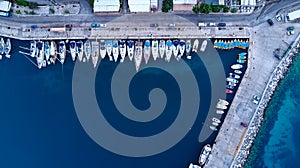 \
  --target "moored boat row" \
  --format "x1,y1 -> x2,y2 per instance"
0,37 -> 11,60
